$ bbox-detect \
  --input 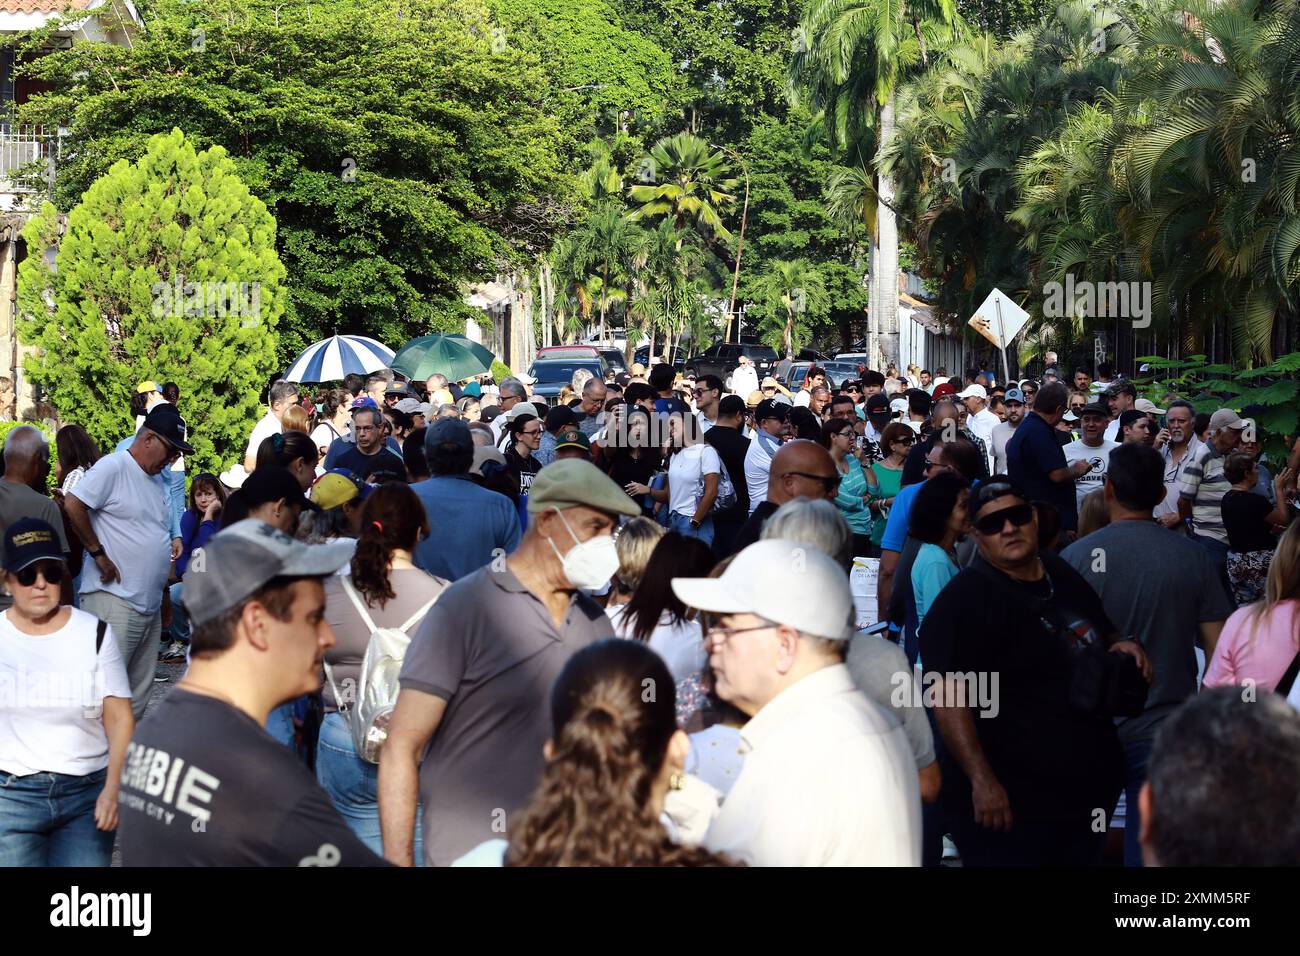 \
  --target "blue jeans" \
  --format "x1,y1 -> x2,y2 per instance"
0,768 -> 114,866
168,581 -> 191,644
1121,731 -> 1155,867
316,711 -> 423,862
668,511 -> 714,547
